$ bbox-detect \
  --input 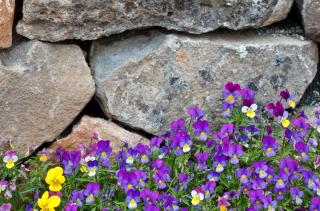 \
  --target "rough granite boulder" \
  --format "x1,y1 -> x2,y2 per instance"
296,0 -> 320,42
52,115 -> 149,153
17,0 -> 293,42
91,31 -> 318,134
0,40 -> 95,153
0,0 -> 15,48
